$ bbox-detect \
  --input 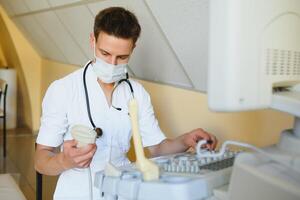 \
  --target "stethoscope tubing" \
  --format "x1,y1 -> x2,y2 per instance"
82,61 -> 134,137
